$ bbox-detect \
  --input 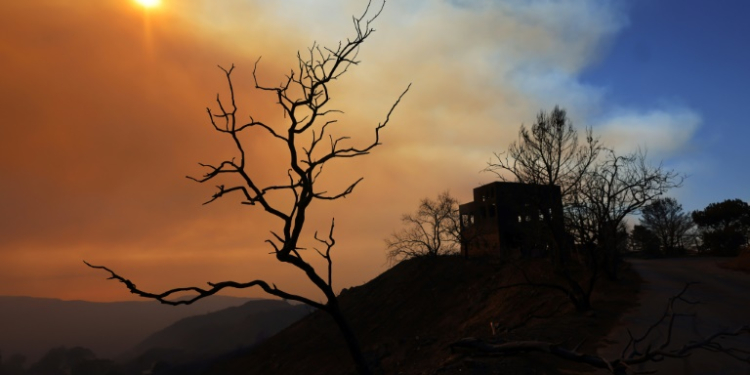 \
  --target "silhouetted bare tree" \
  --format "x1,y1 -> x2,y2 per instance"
386,191 -> 460,262
640,197 -> 694,256
486,106 -> 601,265
486,106 -> 601,202
86,2 -> 409,374
568,149 -> 682,279
486,107 -> 681,310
